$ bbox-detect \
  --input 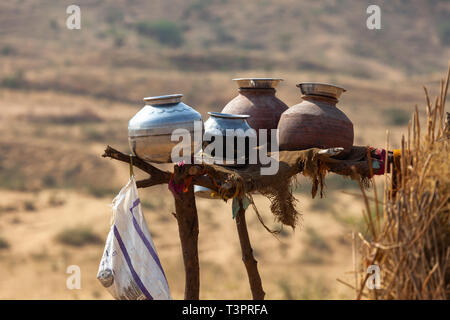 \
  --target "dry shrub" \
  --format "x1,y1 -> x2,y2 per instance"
0,236 -> 10,250
56,227 -> 103,247
23,108 -> 103,124
355,65 -> 449,299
